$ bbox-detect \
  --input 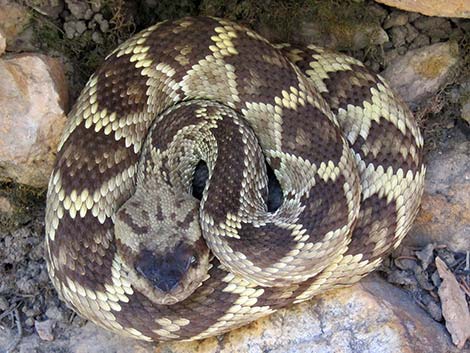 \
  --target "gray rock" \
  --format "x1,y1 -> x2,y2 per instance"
382,42 -> 460,104
64,20 -> 76,39
404,23 -> 419,43
94,13 -> 109,33
65,0 -> 90,19
90,0 -> 102,12
409,33 -> 430,49
366,3 -> 389,24
300,19 -> 389,50
92,31 -> 103,44
24,0 -> 64,19
415,244 -> 435,270
35,319 -> 55,341
390,26 -> 407,48
413,17 -> 453,40
45,305 -> 67,322
383,11 -> 408,29
405,128 -> 470,253
460,82 -> 470,125
0,296 -> 8,311
75,20 -> 87,35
